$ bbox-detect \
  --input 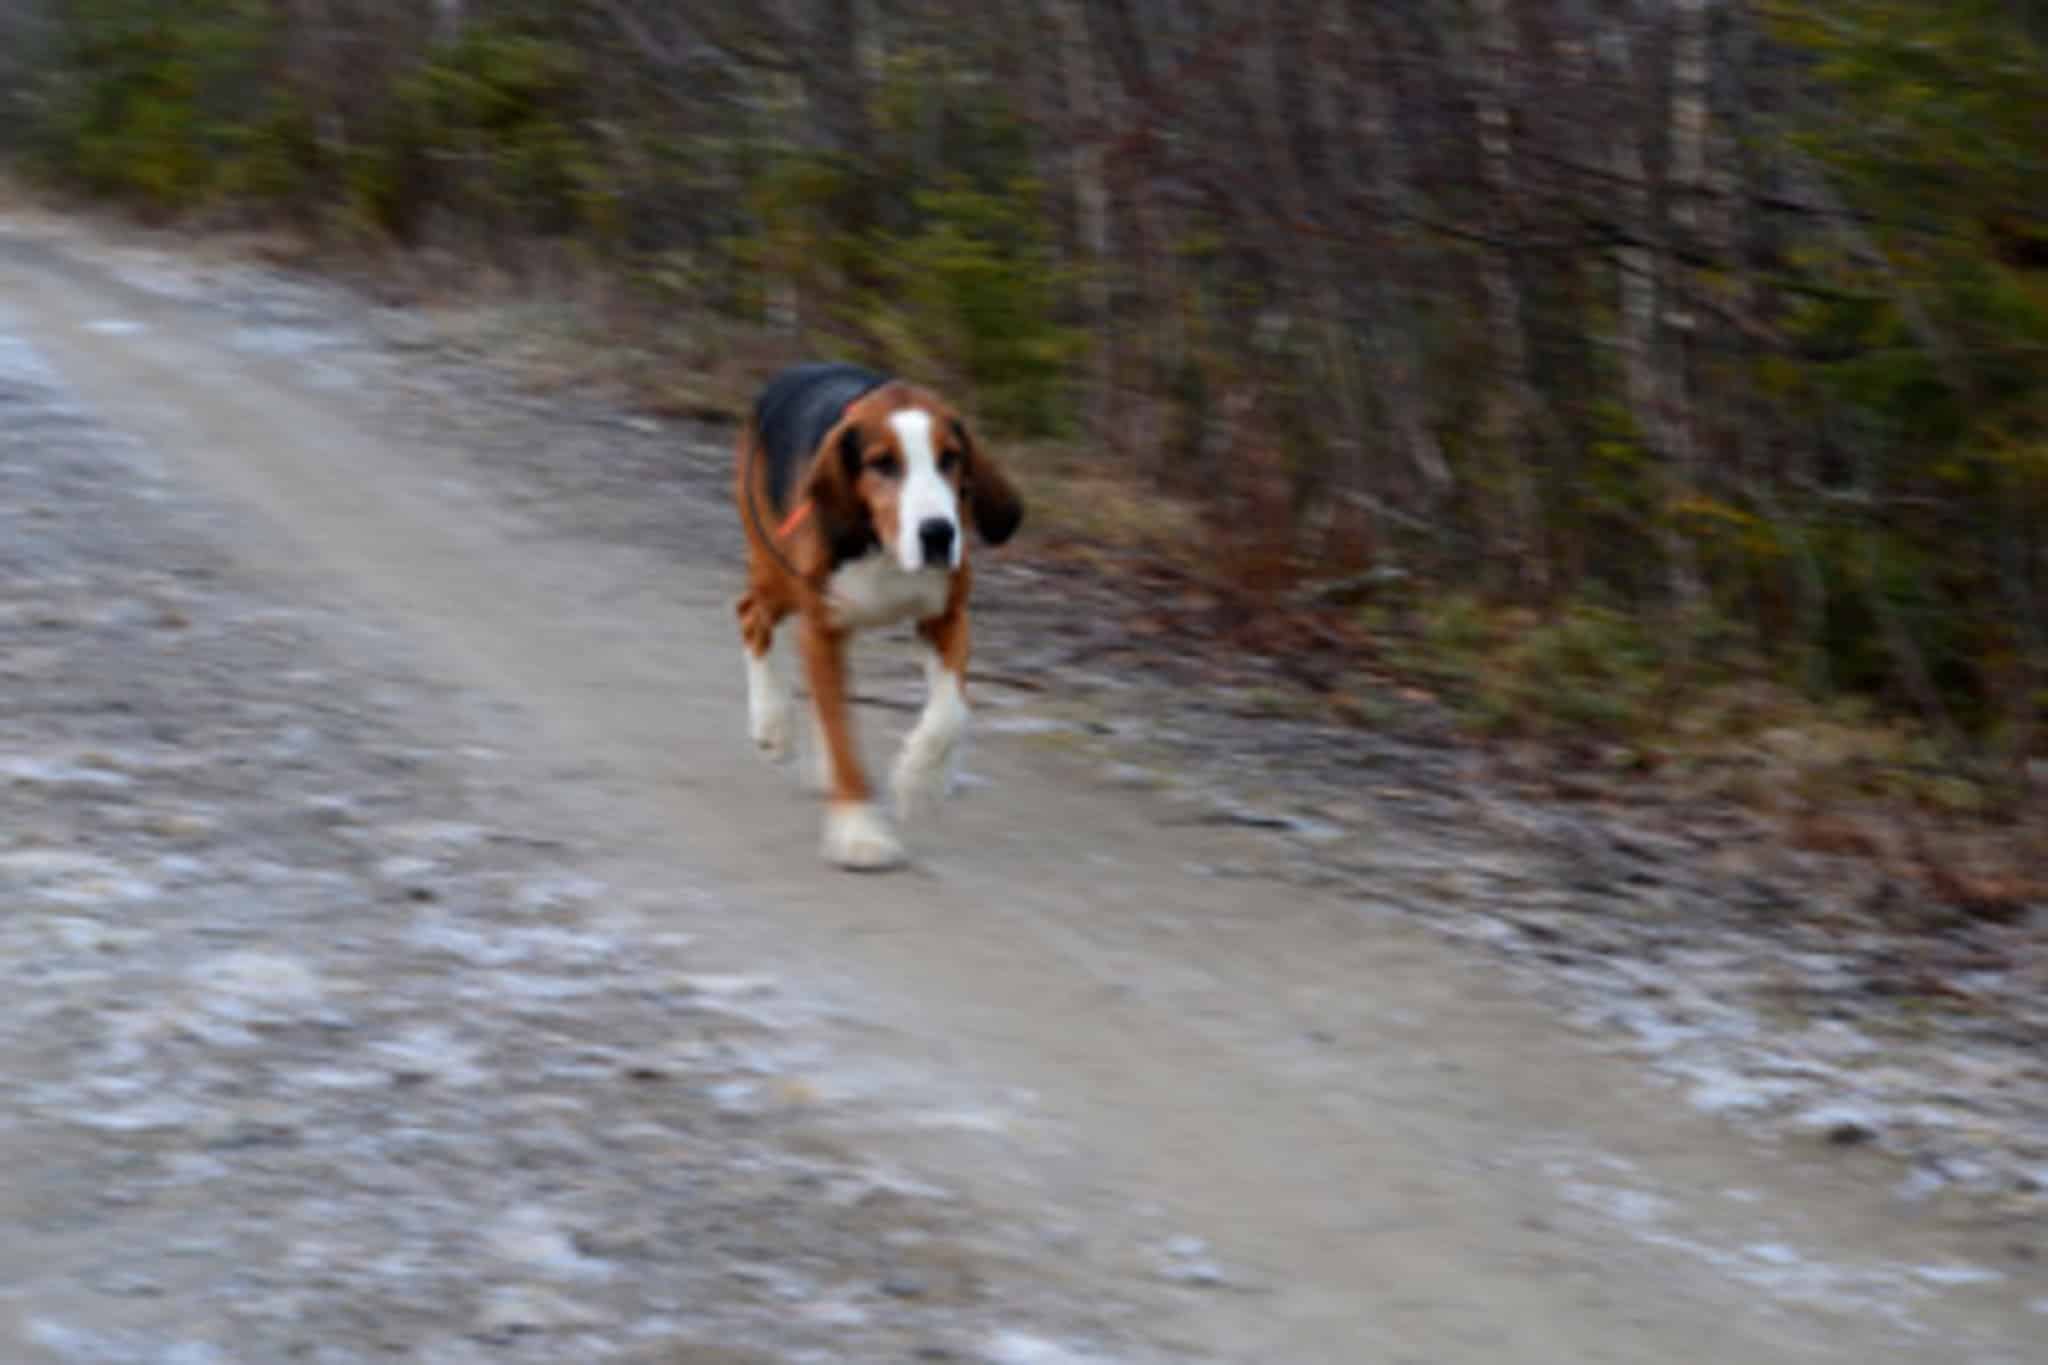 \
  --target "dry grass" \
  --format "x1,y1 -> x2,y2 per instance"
1007,443 -> 1206,557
